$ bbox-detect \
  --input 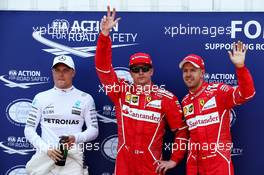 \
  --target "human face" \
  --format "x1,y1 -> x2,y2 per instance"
130,64 -> 153,86
52,63 -> 75,89
182,62 -> 204,92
